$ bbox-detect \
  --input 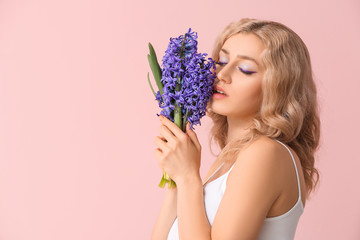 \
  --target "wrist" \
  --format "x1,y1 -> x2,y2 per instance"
165,186 -> 177,197
175,173 -> 202,189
